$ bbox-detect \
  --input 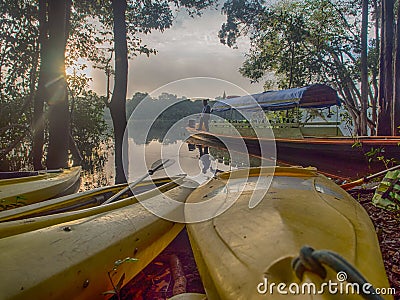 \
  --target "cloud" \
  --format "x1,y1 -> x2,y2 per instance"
91,6 -> 265,99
